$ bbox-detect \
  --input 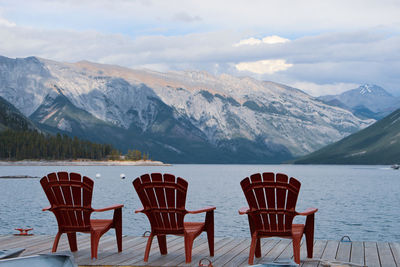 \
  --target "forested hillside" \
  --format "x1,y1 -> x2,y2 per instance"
0,130 -> 115,160
292,109 -> 400,164
0,95 -> 151,161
